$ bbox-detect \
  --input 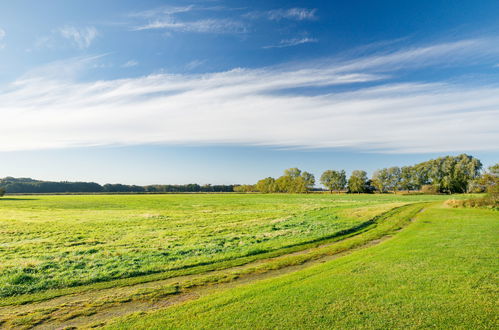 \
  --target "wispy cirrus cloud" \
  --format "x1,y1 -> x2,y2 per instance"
132,6 -> 315,35
264,37 -> 318,49
132,4 -> 247,34
59,26 -> 98,49
129,5 -> 195,18
245,8 -> 317,21
1,38 -> 499,153
135,18 -> 247,34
